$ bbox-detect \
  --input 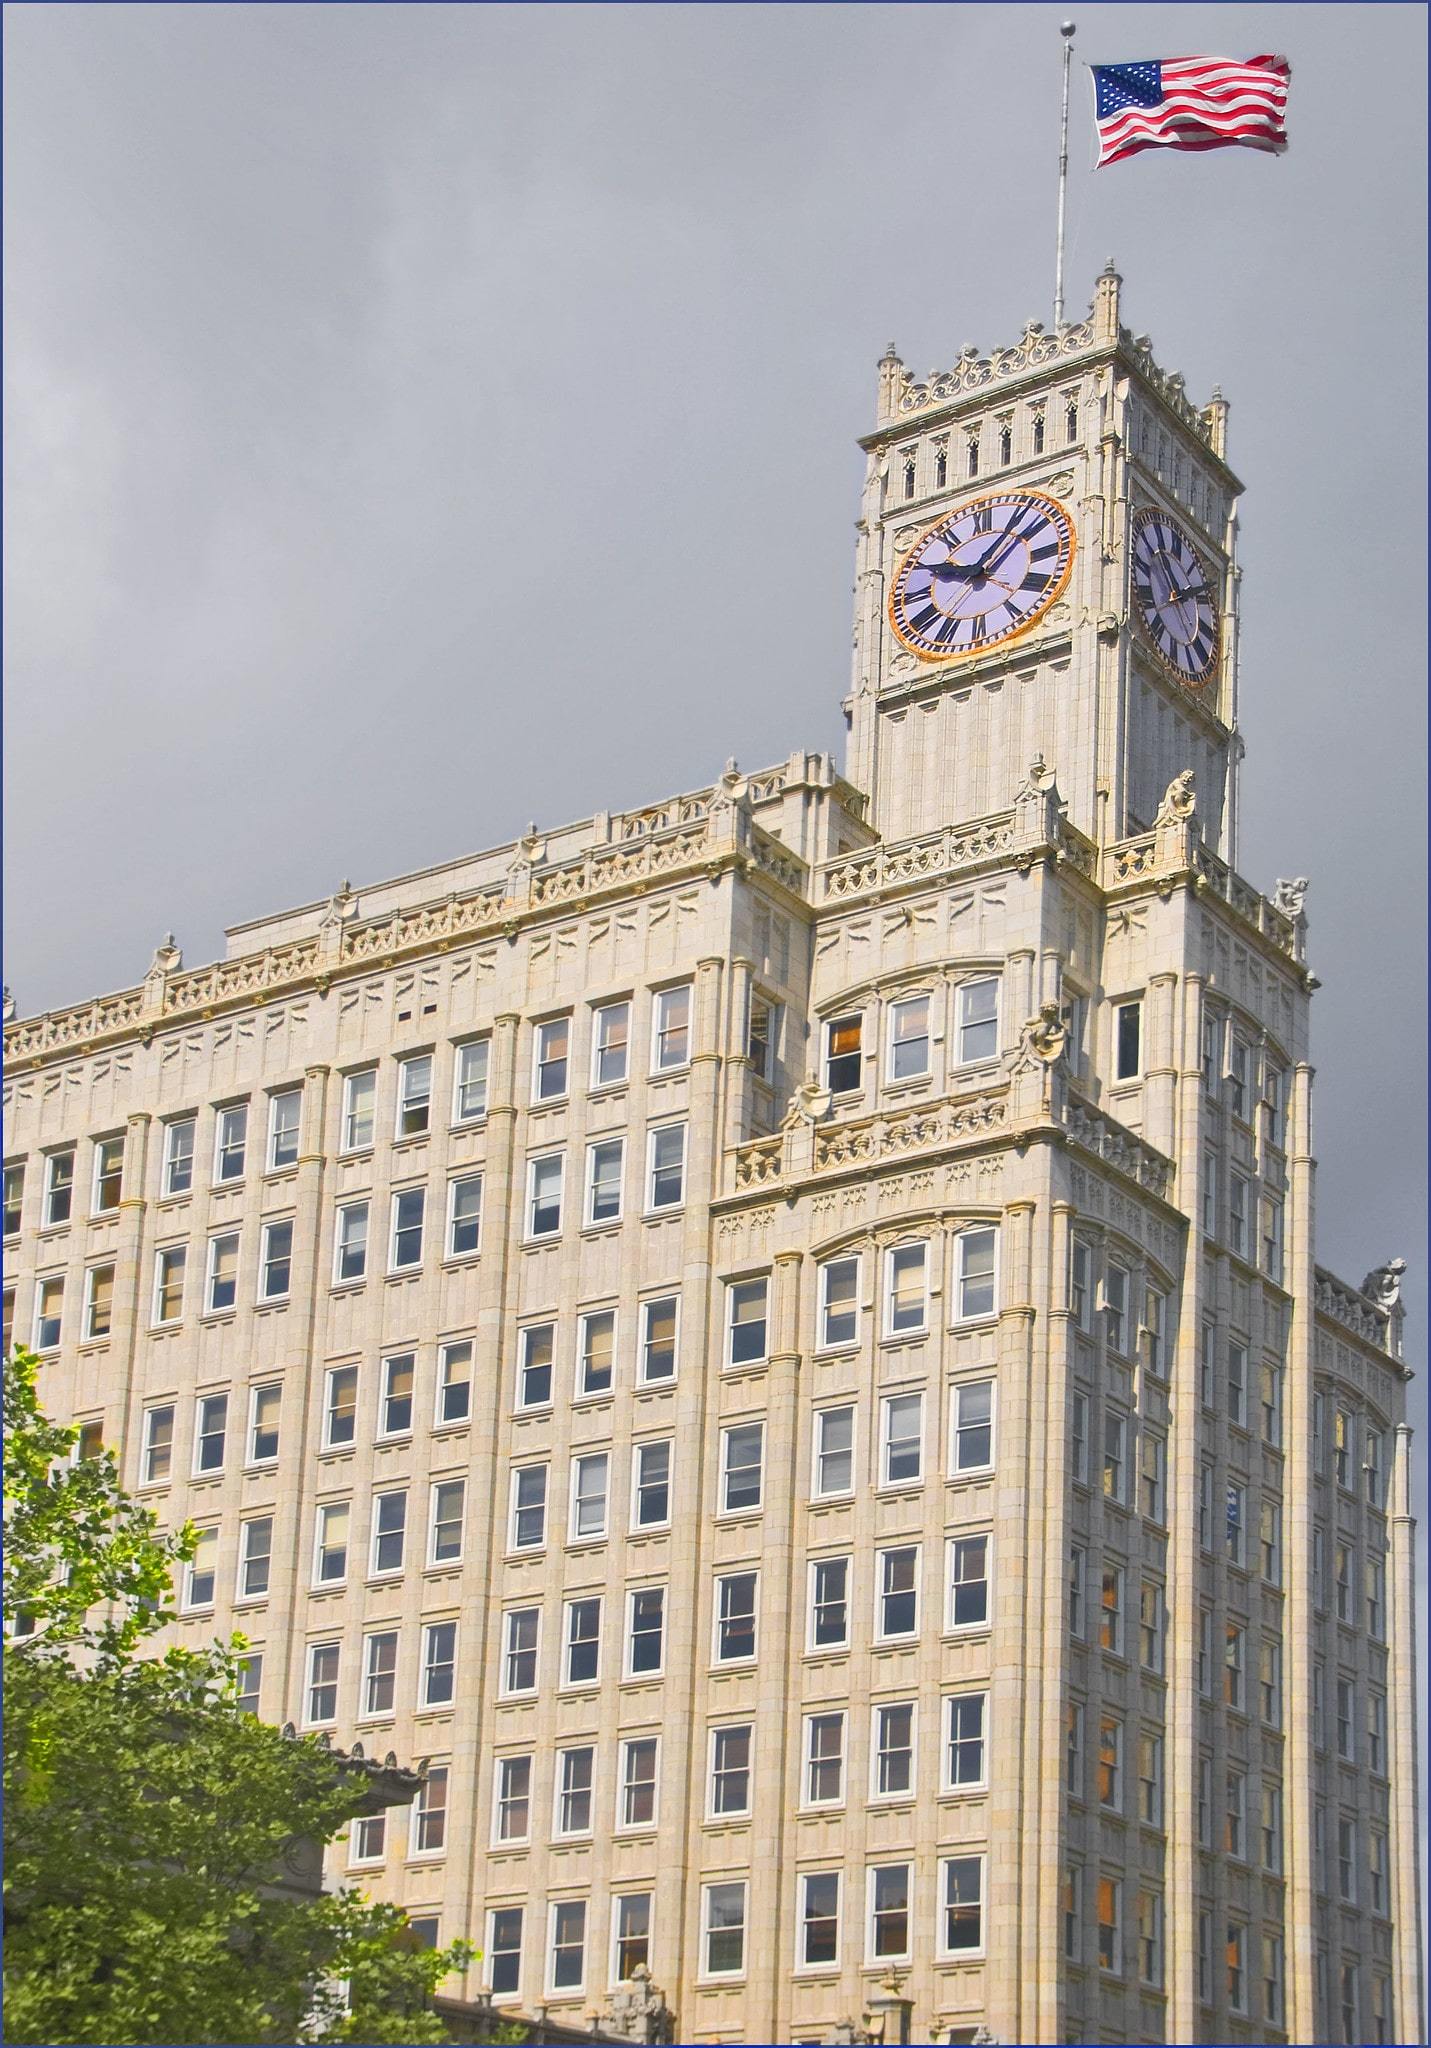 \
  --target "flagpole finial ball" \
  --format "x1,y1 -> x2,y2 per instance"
1061,21 -> 1076,38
